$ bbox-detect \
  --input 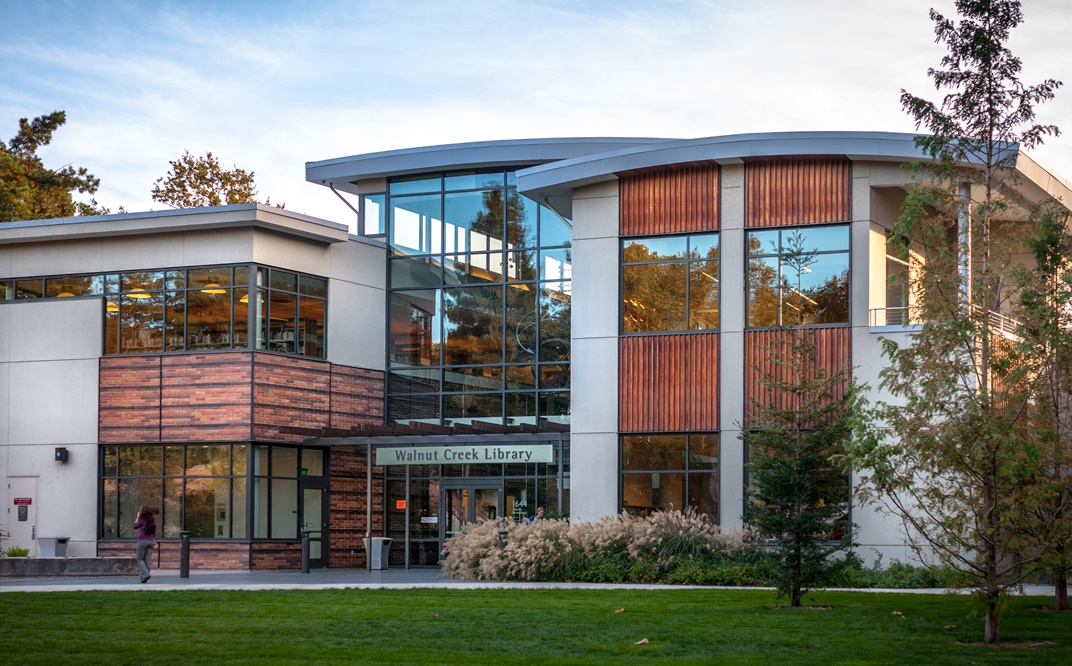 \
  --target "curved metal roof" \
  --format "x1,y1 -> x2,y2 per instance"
515,131 -> 928,201
305,137 -> 673,194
